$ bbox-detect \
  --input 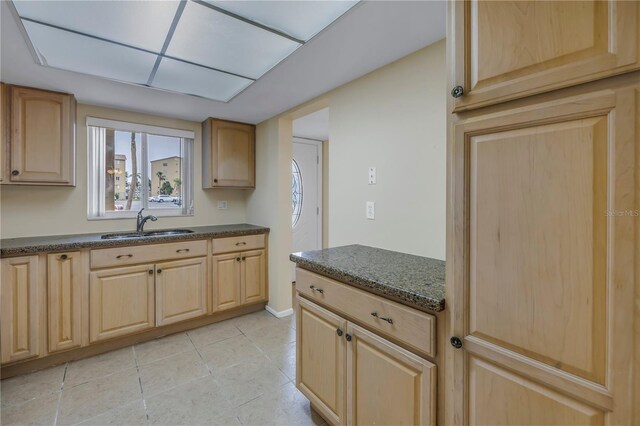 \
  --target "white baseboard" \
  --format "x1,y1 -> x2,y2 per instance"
265,305 -> 294,318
